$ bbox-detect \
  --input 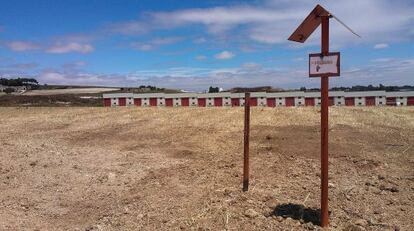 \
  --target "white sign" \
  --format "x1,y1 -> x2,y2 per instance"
309,52 -> 340,77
